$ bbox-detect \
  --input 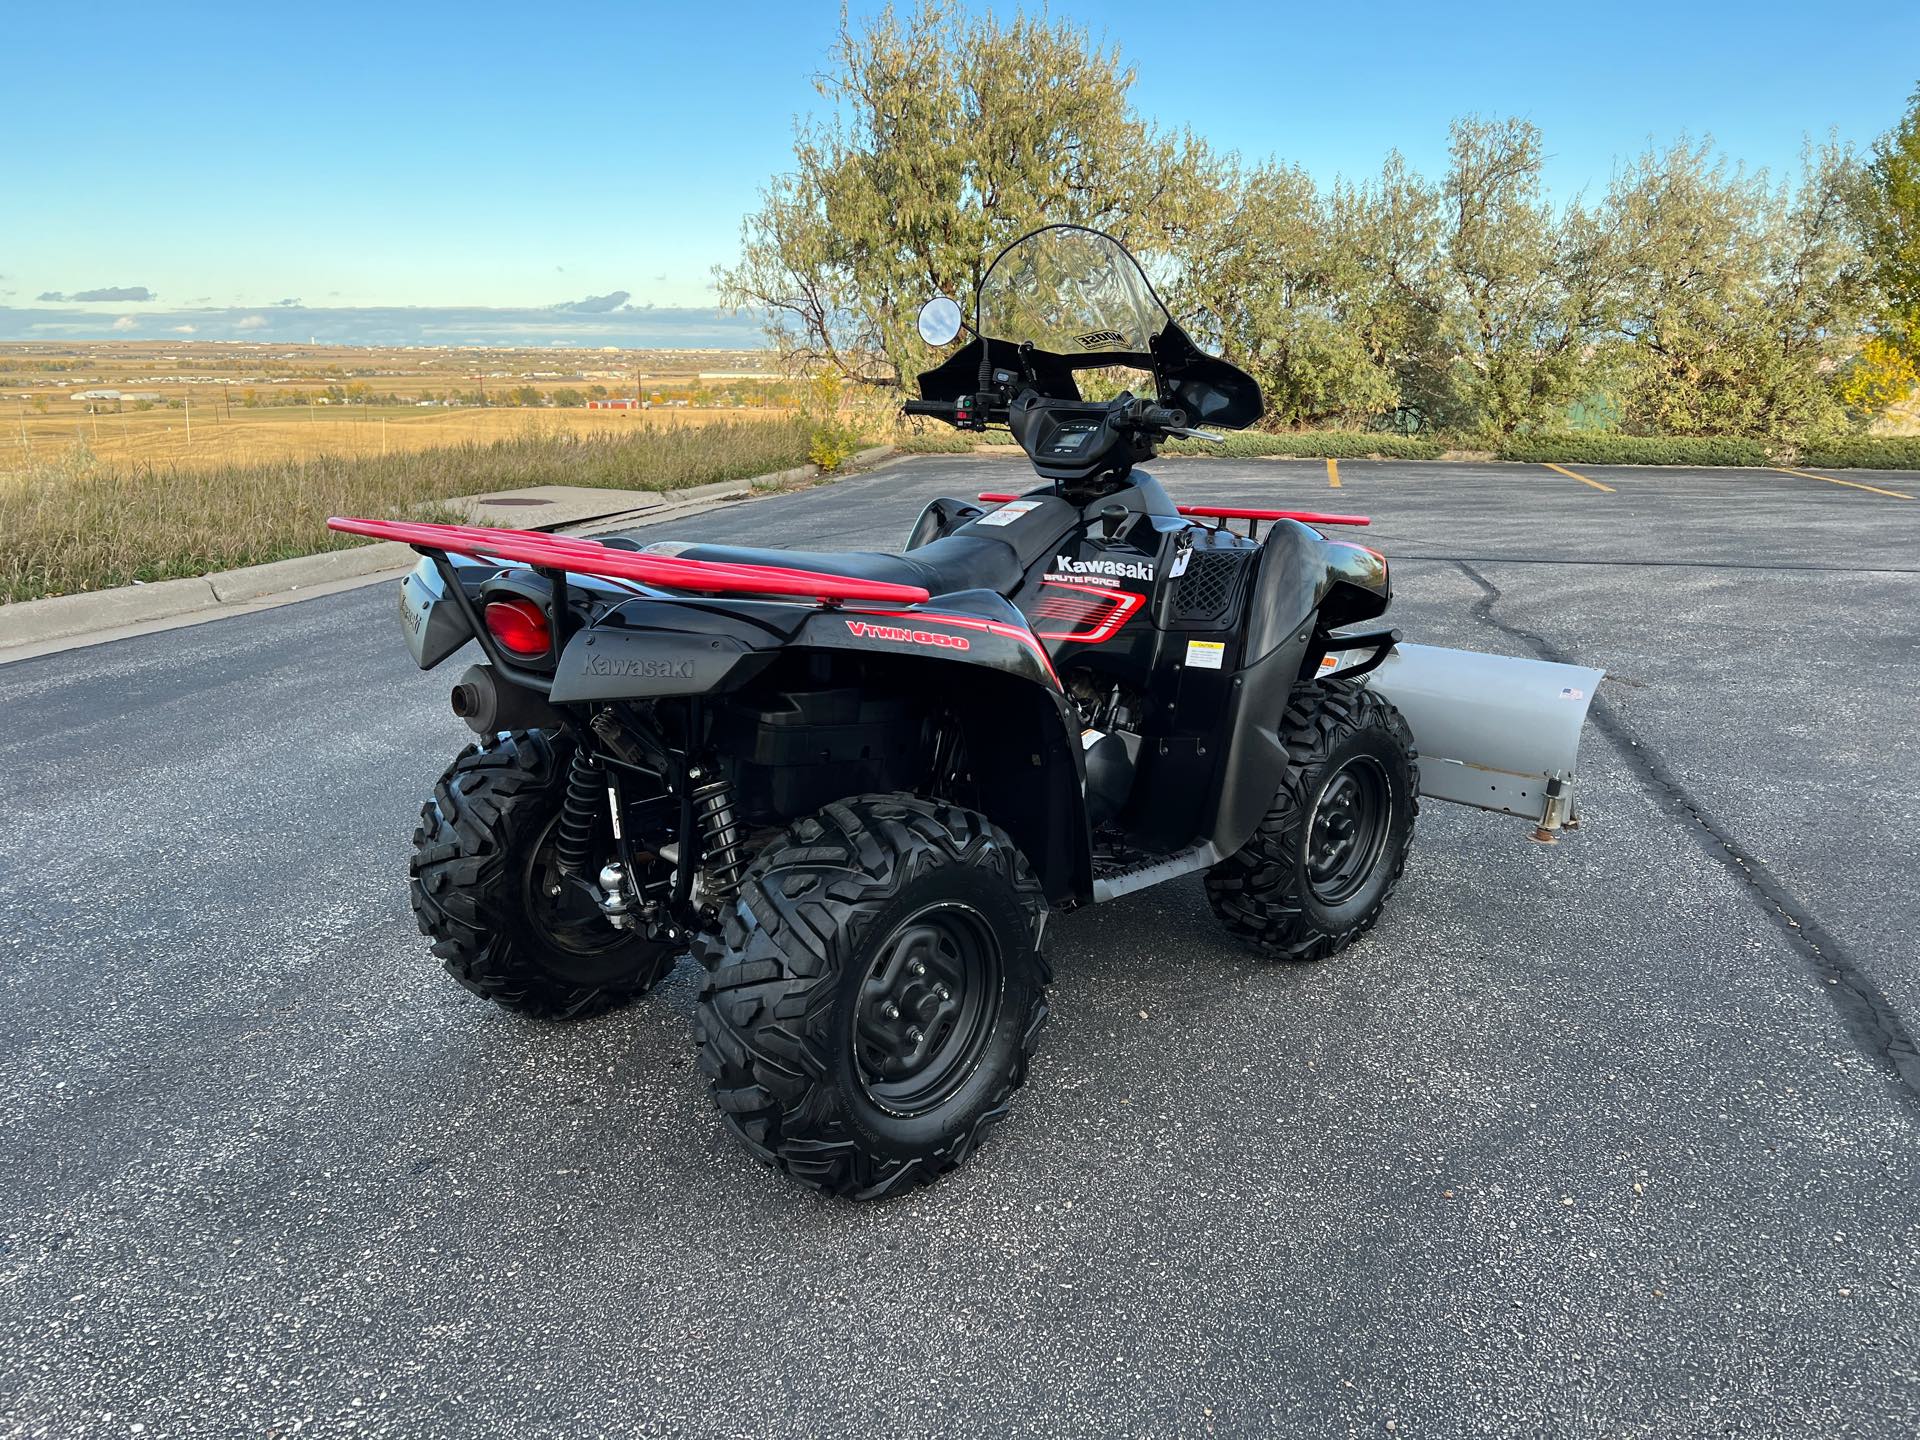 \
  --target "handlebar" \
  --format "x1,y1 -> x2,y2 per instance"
900,399 -> 955,418
1129,401 -> 1188,432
